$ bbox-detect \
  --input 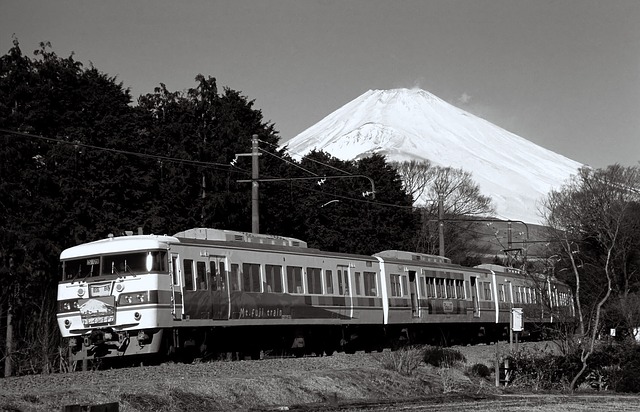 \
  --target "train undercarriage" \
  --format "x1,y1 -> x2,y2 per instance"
65,321 -> 543,370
